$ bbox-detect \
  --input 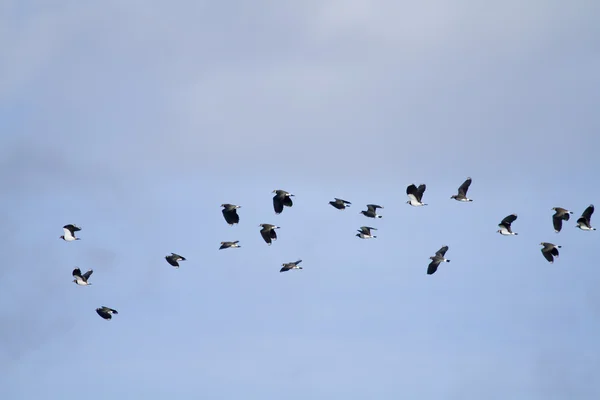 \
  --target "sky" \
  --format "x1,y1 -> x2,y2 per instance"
1,0 -> 600,398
